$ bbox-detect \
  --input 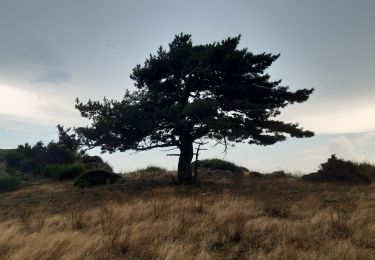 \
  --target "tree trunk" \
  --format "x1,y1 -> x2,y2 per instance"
177,139 -> 194,184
